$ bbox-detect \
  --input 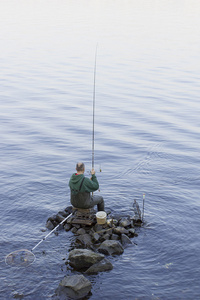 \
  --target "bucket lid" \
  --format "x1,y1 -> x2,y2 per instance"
96,211 -> 106,219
